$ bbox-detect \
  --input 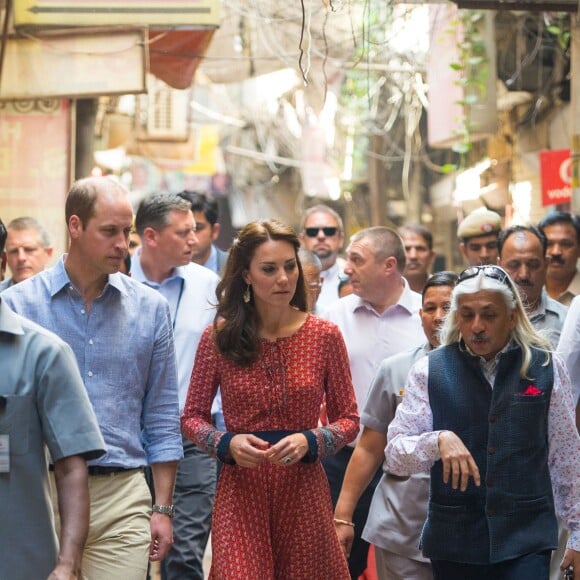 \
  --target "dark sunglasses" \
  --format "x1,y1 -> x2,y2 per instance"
458,265 -> 512,290
304,227 -> 338,238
